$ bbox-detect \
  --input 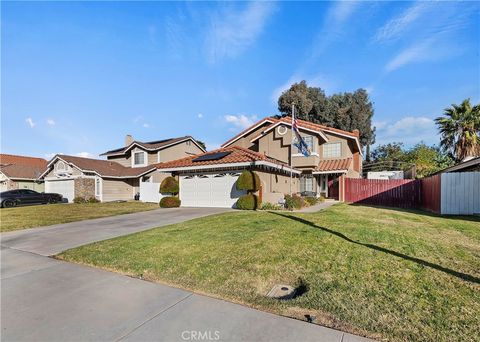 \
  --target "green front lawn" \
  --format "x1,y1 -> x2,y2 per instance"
0,202 -> 158,232
58,204 -> 480,341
